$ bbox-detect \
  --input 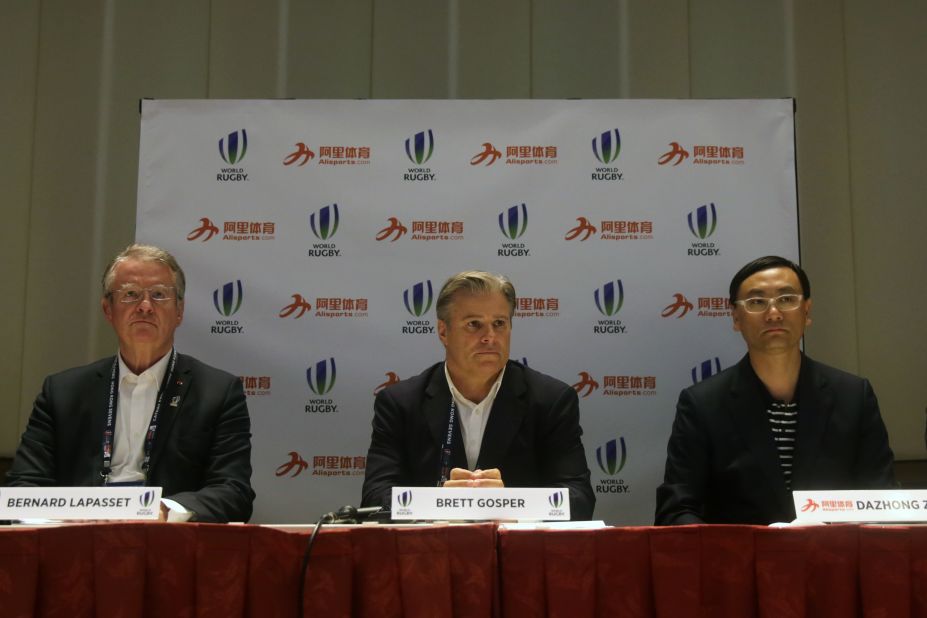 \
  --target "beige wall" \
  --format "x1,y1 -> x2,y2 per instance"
2,0 -> 924,459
